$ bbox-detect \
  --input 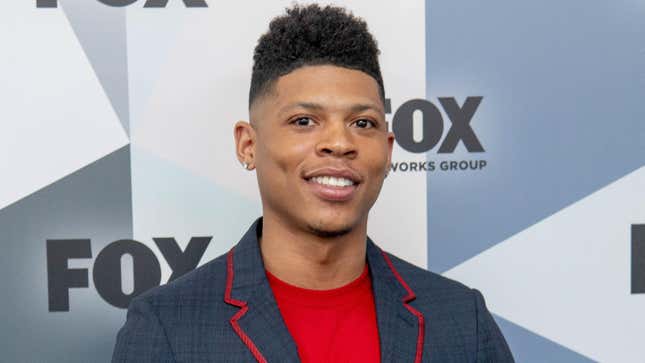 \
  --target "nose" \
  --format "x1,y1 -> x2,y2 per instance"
316,120 -> 357,159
